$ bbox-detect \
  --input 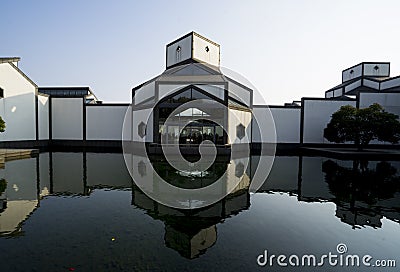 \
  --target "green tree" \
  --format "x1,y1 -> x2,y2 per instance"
324,103 -> 400,150
0,116 -> 5,133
